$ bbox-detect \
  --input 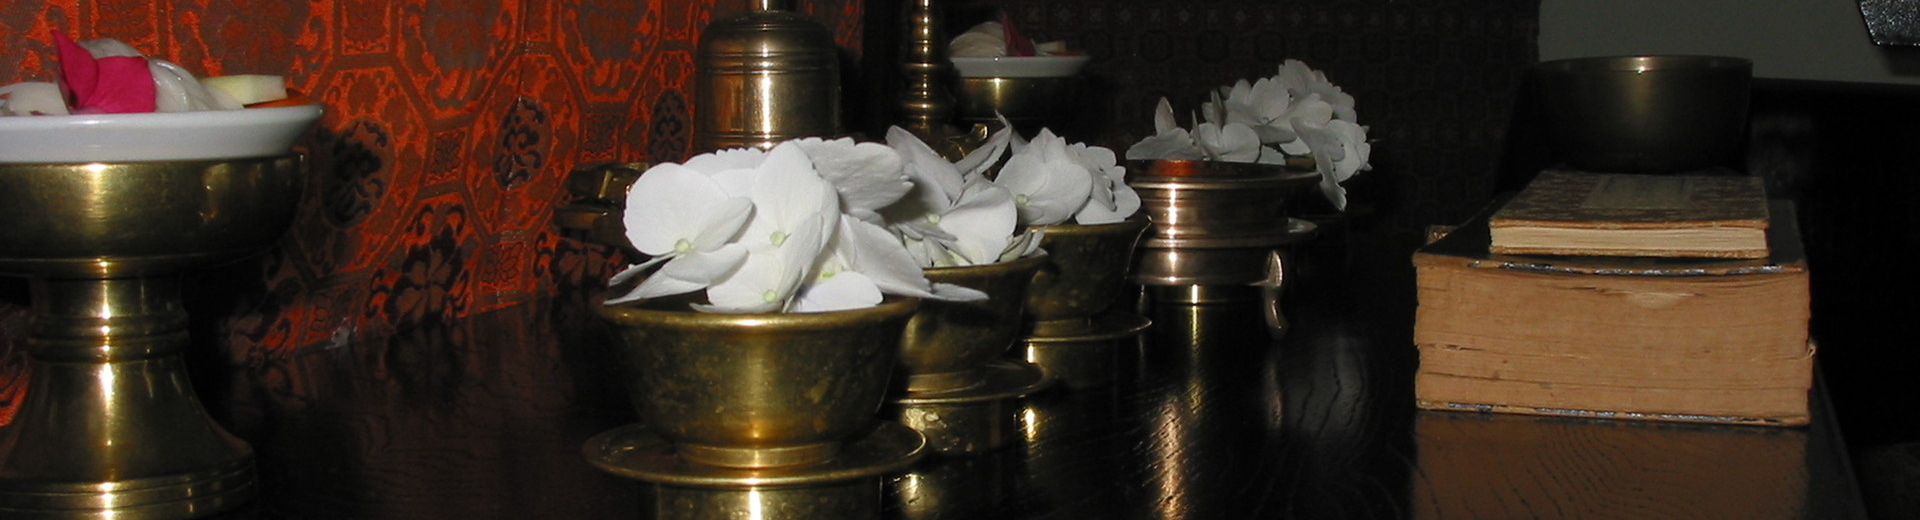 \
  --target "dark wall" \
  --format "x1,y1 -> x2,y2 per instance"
865,0 -> 1543,235
1746,79 -> 1920,450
